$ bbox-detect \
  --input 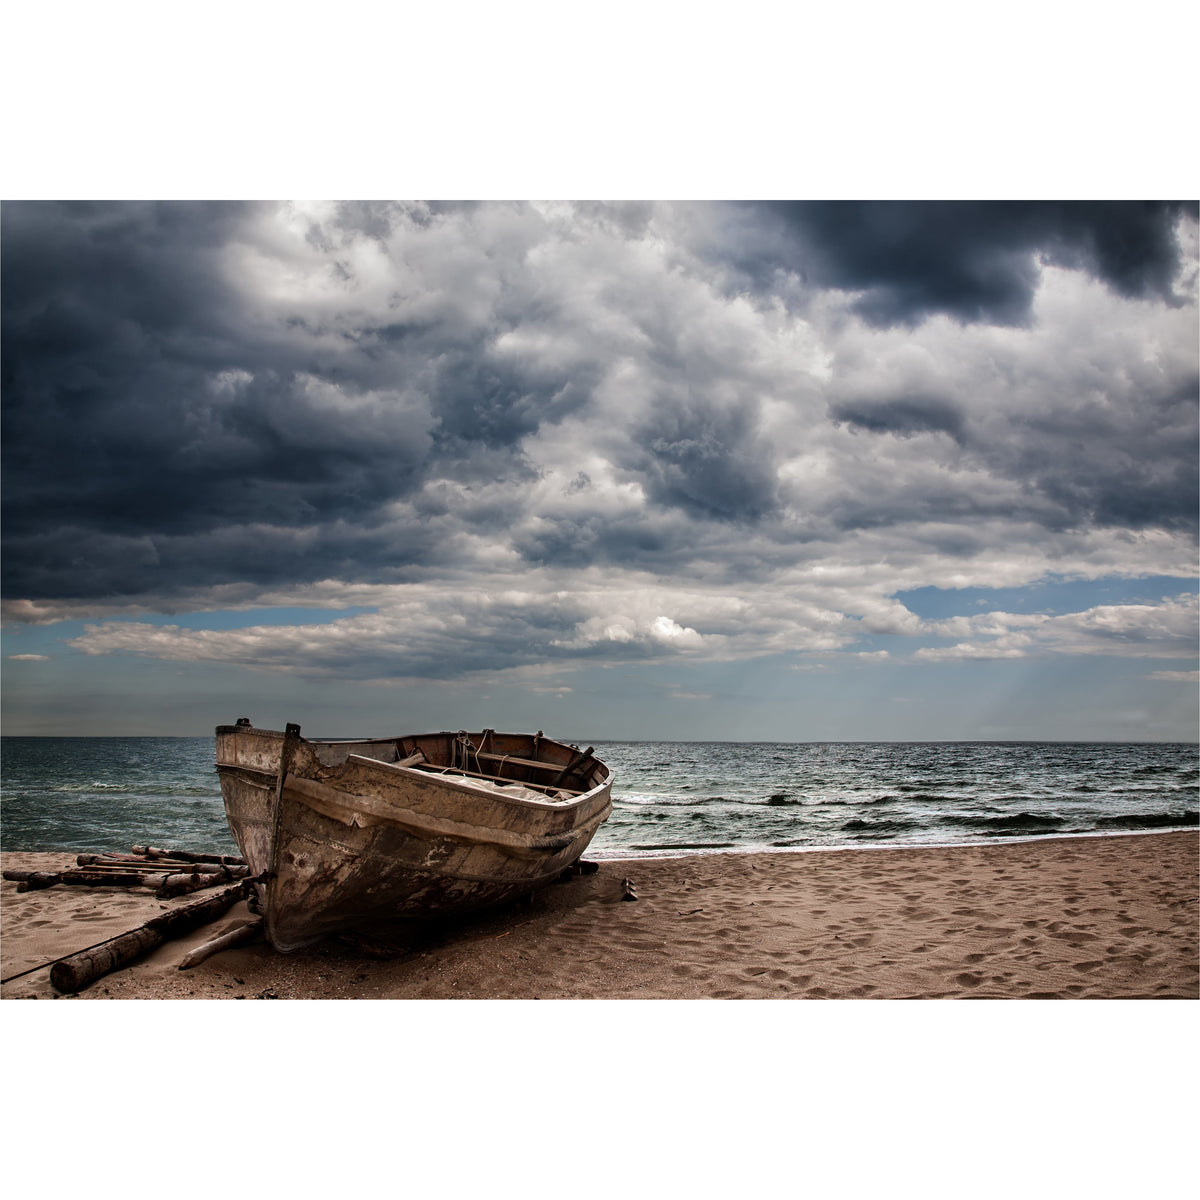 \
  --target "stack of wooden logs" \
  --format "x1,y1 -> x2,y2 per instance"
2,844 -> 266,994
3,845 -> 250,899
